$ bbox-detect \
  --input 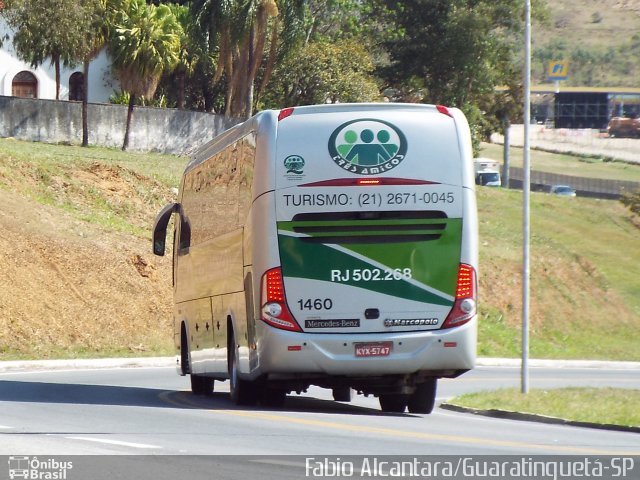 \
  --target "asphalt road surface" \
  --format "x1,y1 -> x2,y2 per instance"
1,364 -> 638,459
